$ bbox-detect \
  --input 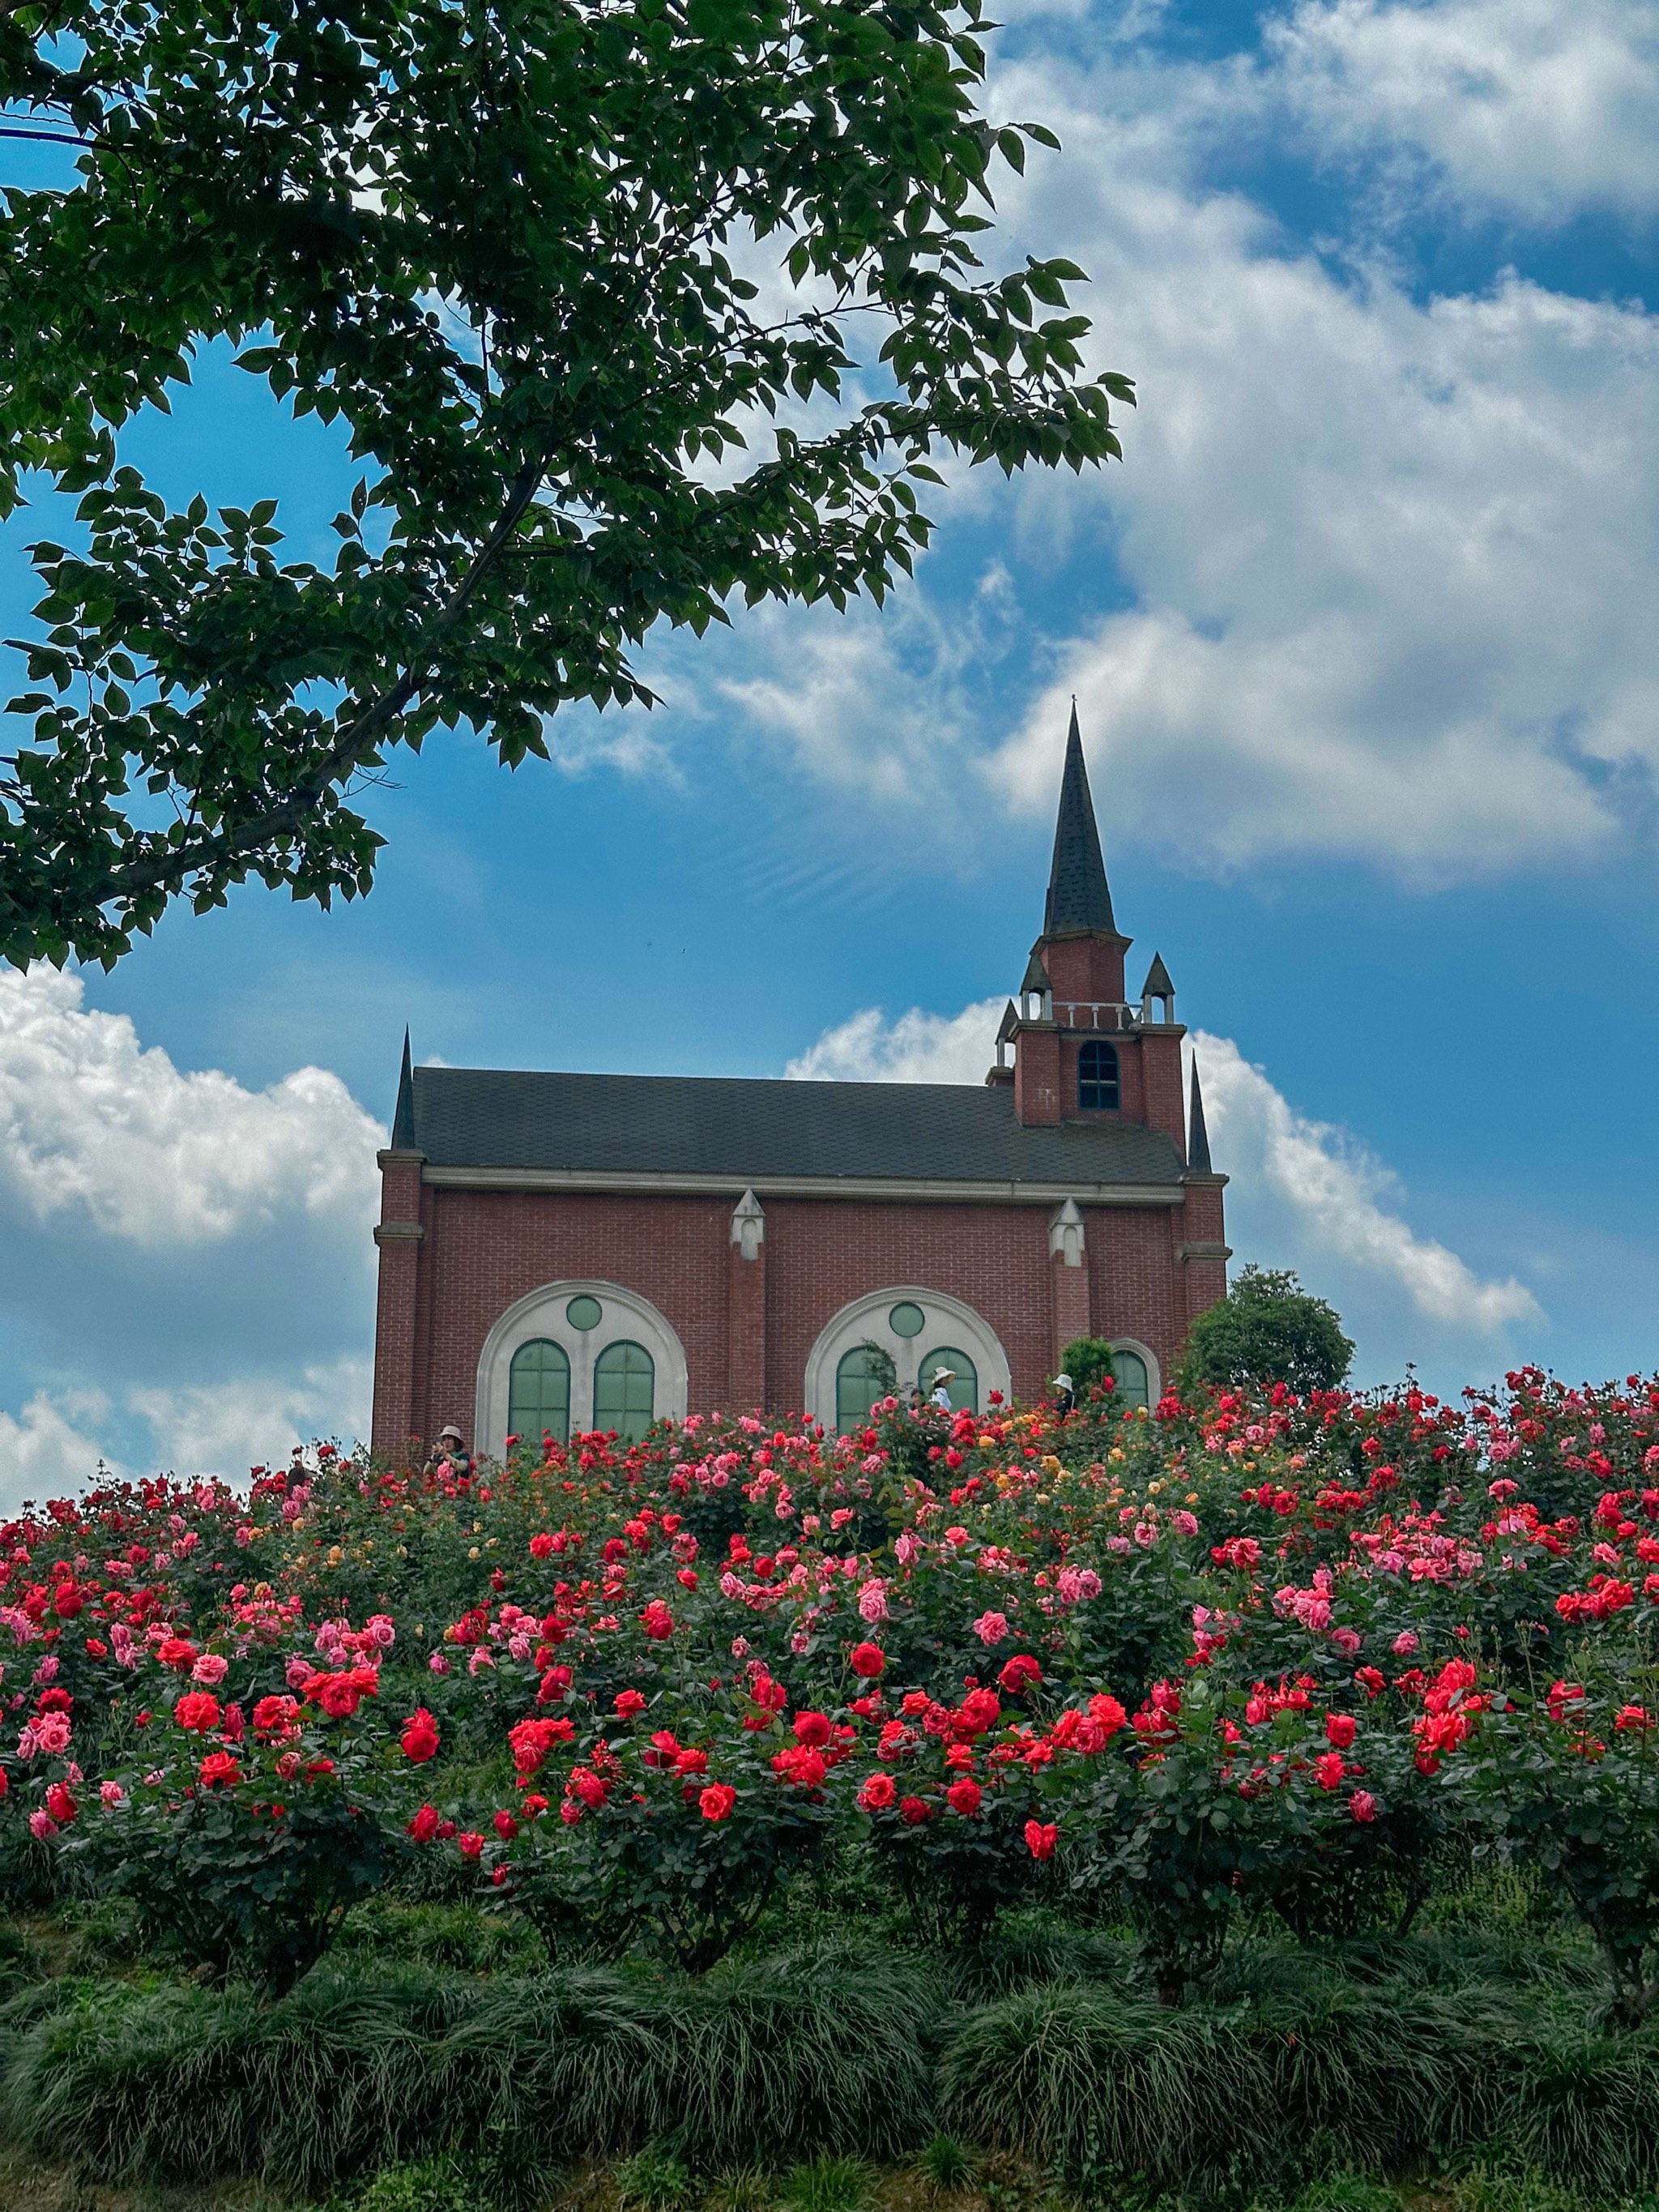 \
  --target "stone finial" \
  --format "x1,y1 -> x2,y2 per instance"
1049,1196 -> 1085,1267
730,1188 -> 766,1261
